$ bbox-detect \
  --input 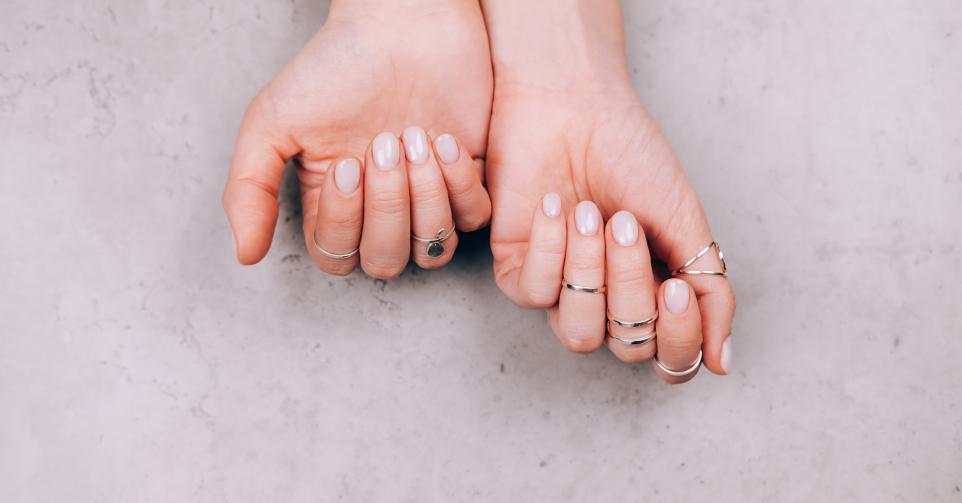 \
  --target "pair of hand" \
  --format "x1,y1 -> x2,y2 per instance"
222,0 -> 736,383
